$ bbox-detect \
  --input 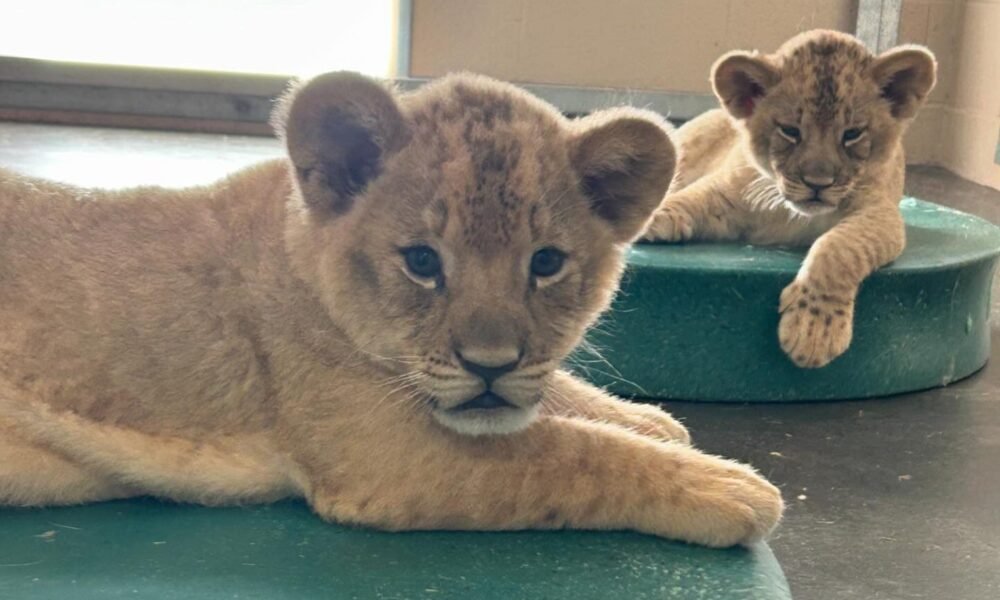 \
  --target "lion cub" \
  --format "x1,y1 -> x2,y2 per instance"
643,30 -> 936,368
0,72 -> 781,547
